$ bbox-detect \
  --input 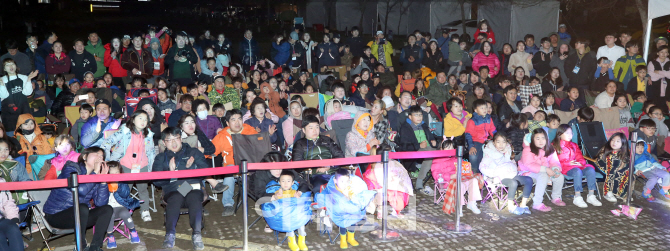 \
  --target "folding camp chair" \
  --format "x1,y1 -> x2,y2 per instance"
30,193 -> 75,251
563,172 -> 603,200
331,119 -> 354,152
18,200 -> 41,241
103,210 -> 133,243
576,121 -> 608,158
160,189 -> 210,234
130,184 -> 158,213
481,177 -> 509,211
